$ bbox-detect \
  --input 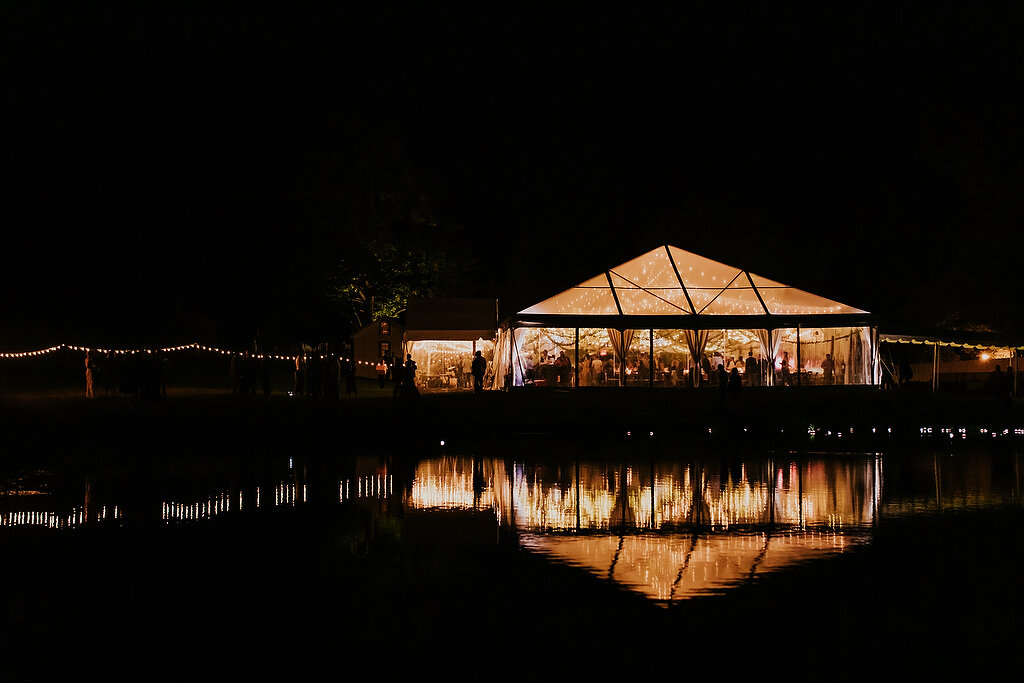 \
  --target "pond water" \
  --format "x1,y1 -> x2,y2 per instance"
3,444 -> 1021,608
